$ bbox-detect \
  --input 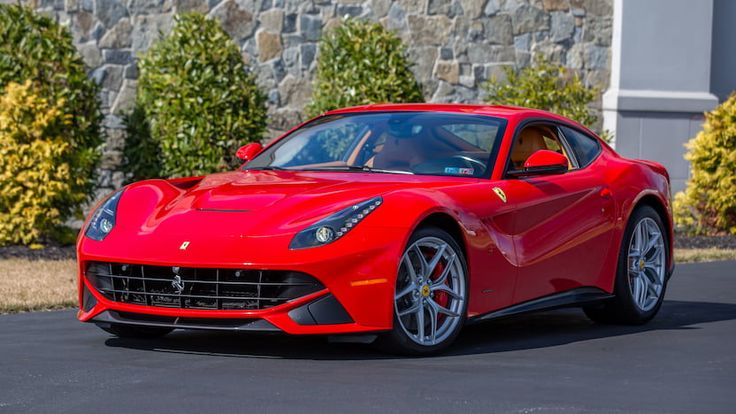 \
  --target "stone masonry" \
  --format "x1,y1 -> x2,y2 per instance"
4,0 -> 612,200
